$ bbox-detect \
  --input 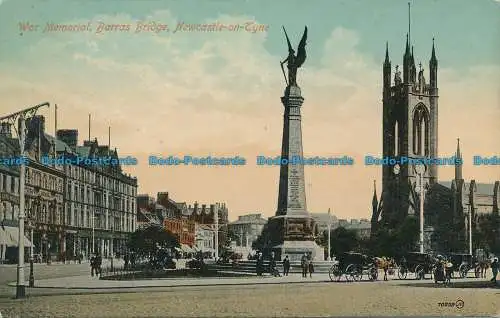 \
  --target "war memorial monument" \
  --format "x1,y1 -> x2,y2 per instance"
264,26 -> 323,261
